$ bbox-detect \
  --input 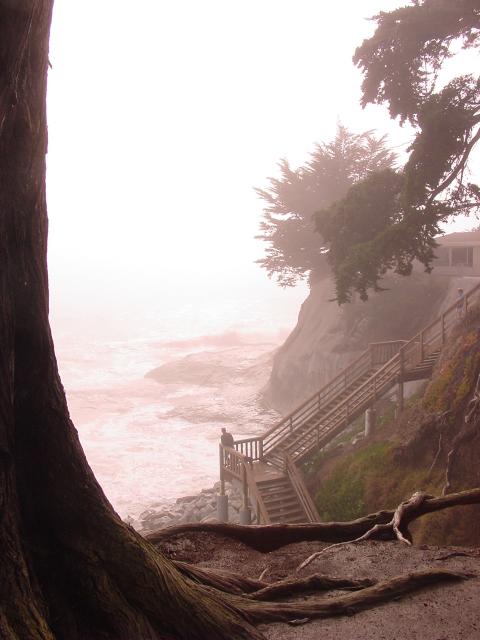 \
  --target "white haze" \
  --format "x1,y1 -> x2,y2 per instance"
45,1 -> 478,518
